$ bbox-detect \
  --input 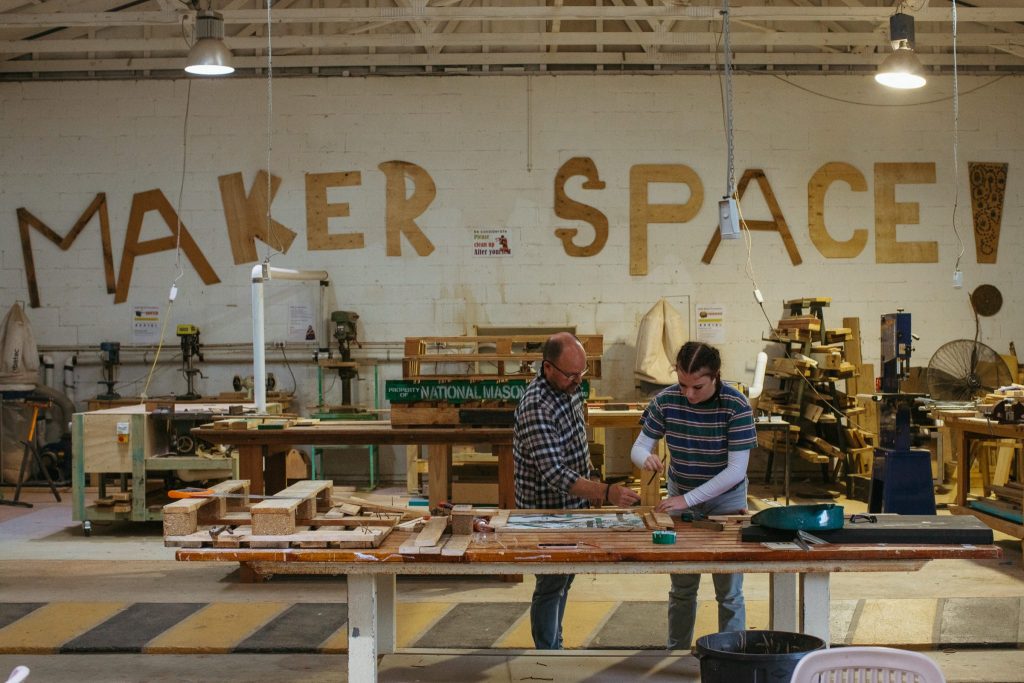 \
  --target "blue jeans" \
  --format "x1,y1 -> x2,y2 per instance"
531,574 -> 575,649
666,480 -> 748,649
